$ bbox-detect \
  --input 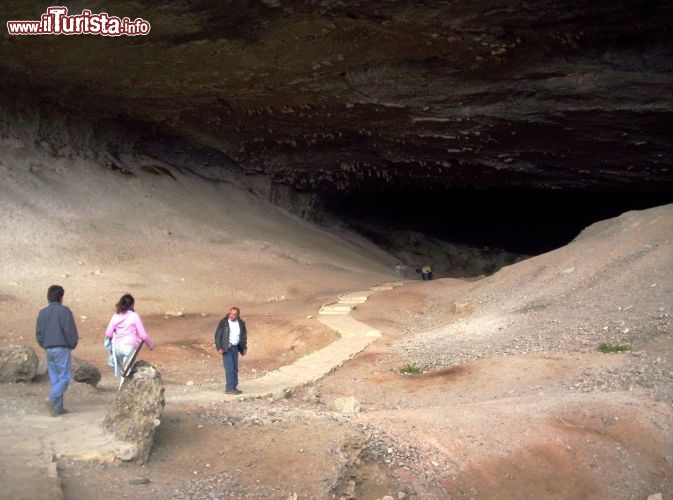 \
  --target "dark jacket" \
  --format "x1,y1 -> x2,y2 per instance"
214,317 -> 247,353
36,302 -> 79,350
